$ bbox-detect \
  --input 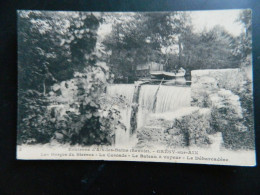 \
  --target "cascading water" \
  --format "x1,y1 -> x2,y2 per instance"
106,84 -> 191,146
106,84 -> 135,147
156,86 -> 191,112
137,85 -> 191,128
